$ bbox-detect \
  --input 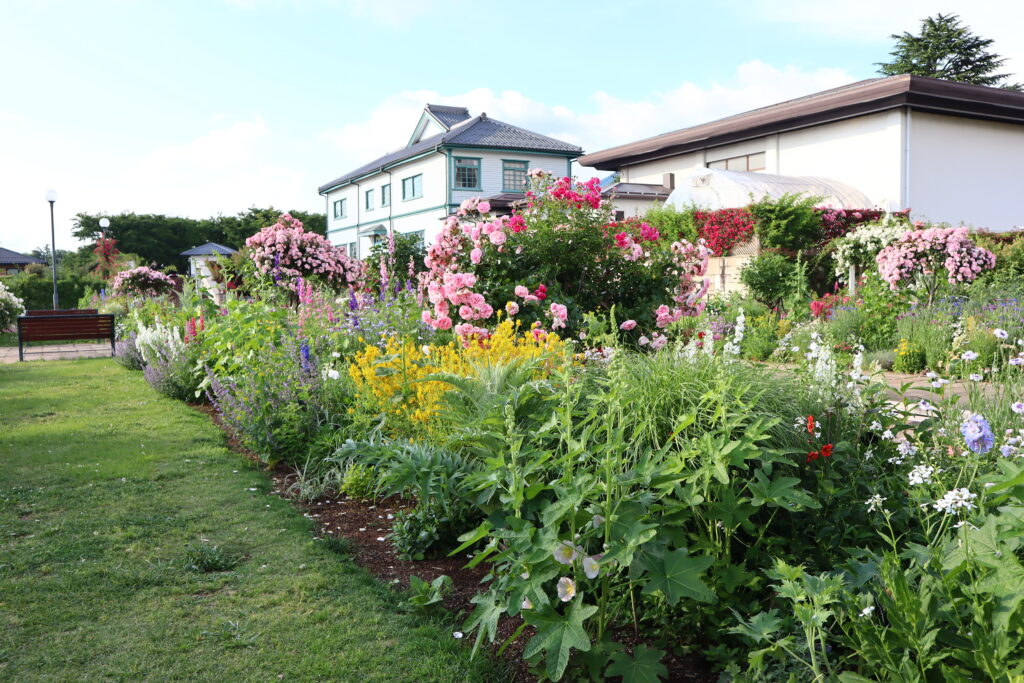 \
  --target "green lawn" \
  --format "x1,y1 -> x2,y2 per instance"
0,359 -> 501,682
